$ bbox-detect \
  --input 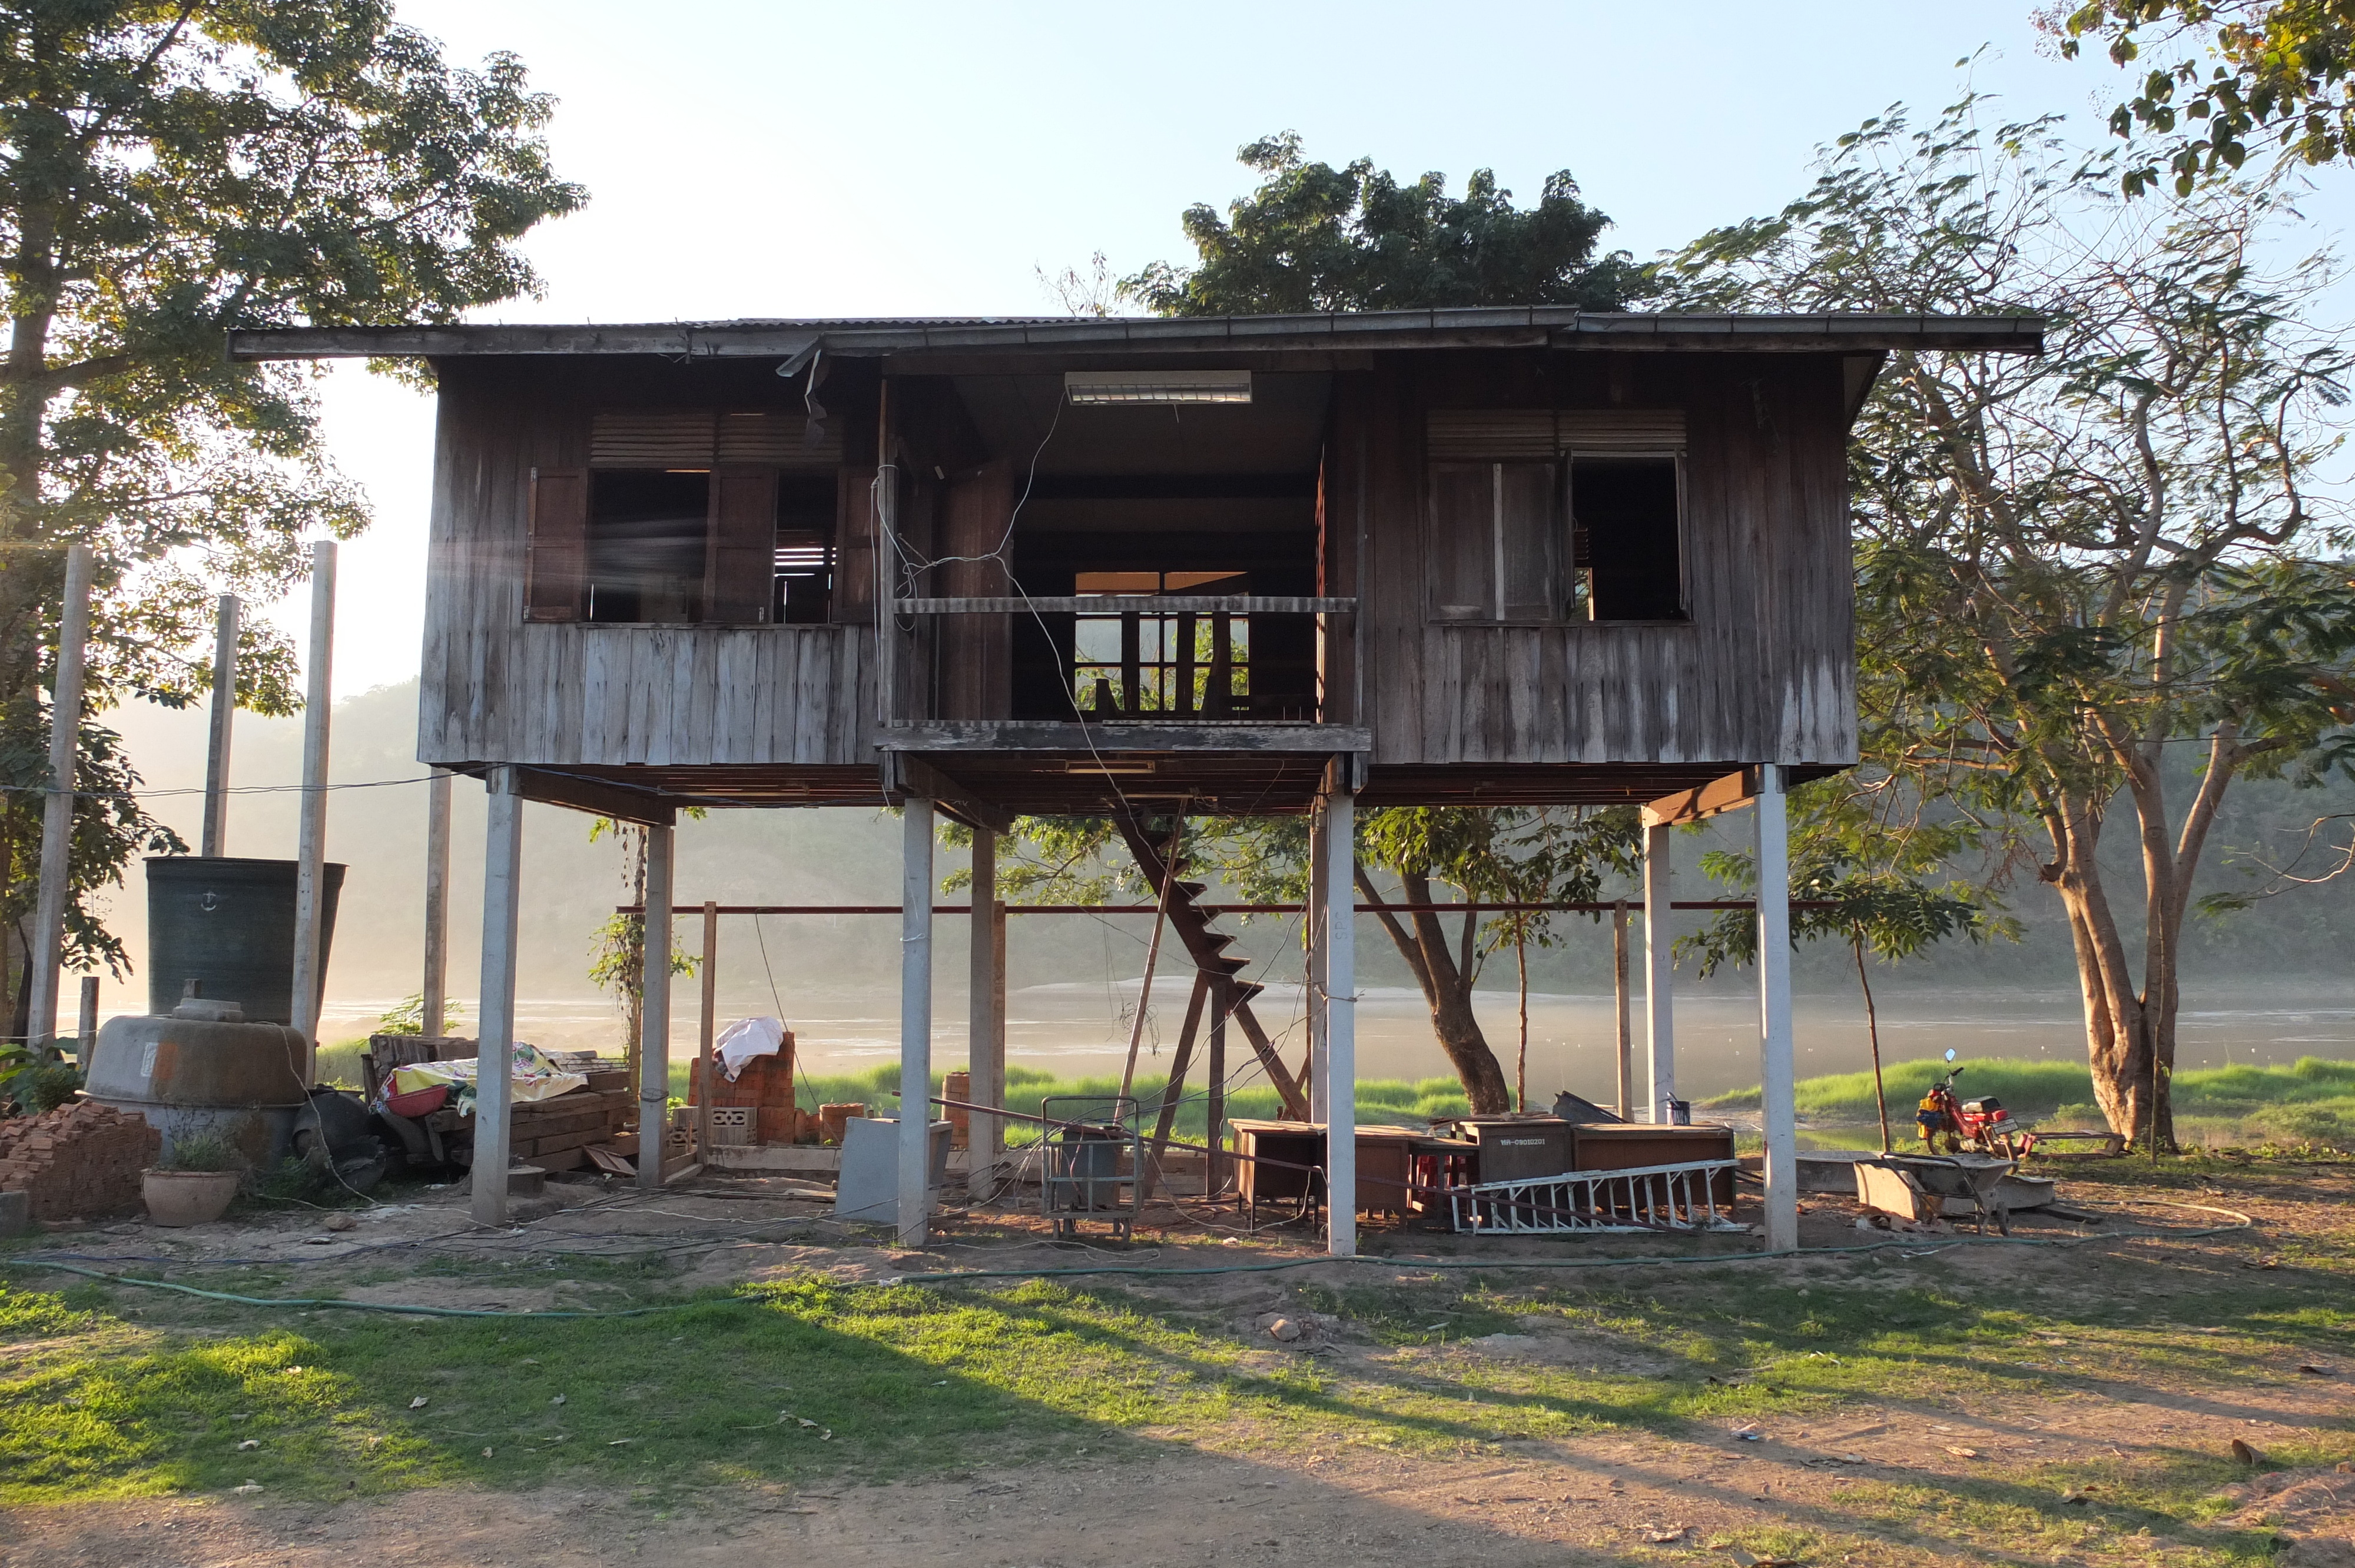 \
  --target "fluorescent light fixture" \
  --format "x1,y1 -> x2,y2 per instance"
1061,759 -> 1156,775
1064,368 -> 1252,406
